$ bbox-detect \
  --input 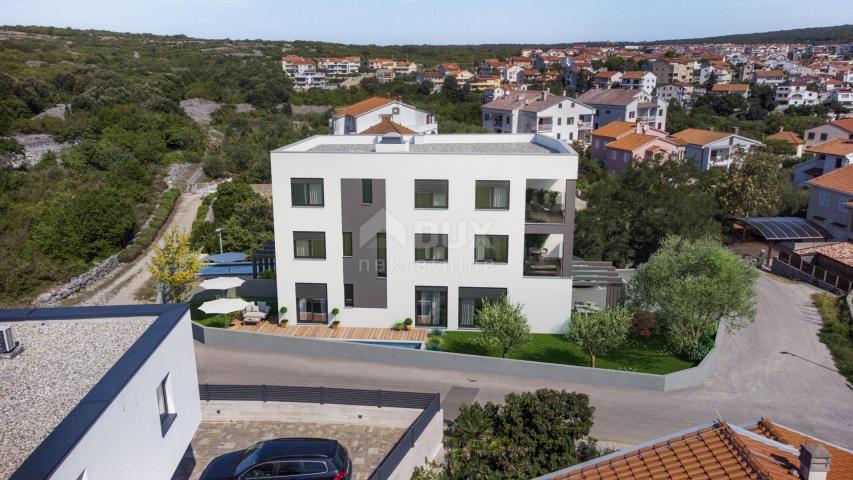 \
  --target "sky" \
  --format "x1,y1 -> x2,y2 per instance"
3,0 -> 853,45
